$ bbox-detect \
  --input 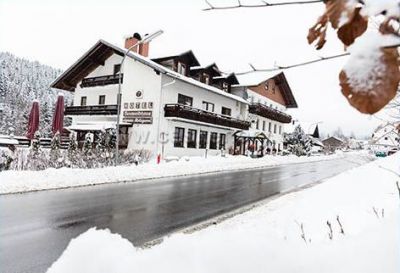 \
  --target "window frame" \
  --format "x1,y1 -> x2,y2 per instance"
80,96 -> 87,106
177,62 -> 187,75
221,107 -> 231,116
202,101 -> 215,112
174,127 -> 185,148
178,93 -> 193,107
113,64 -> 121,75
199,131 -> 208,149
210,132 -> 218,150
98,95 -> 106,105
187,129 -> 197,149
219,133 -> 226,150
